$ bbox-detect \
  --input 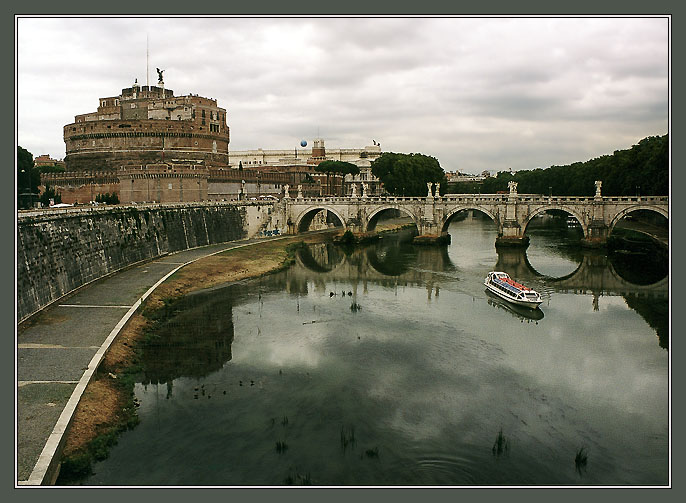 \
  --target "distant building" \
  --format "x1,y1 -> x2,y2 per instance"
445,170 -> 490,183
229,139 -> 384,196
34,154 -> 65,169
63,78 -> 230,173
43,76 -> 385,204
